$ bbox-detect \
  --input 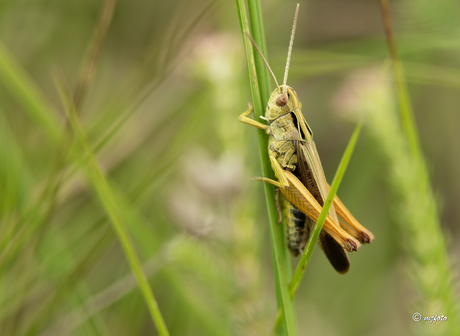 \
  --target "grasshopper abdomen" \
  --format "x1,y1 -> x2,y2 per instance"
284,198 -> 310,256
